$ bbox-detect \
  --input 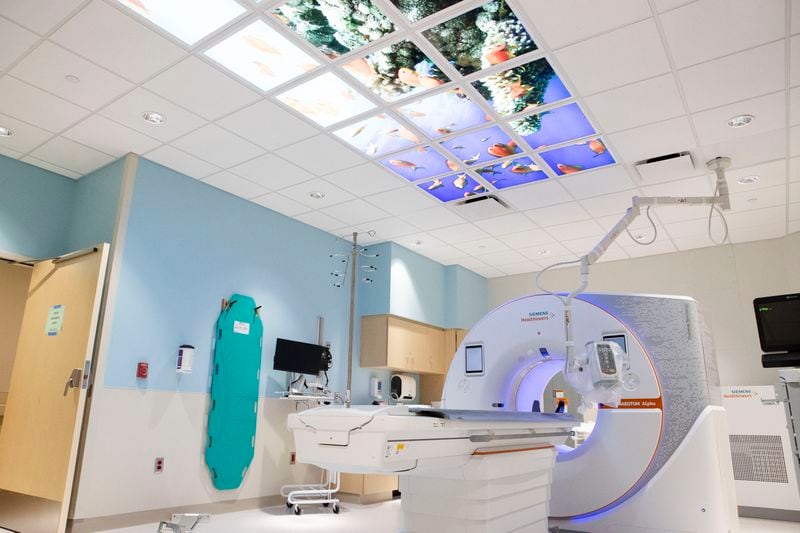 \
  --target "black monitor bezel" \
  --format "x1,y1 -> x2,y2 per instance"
753,293 -> 800,353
